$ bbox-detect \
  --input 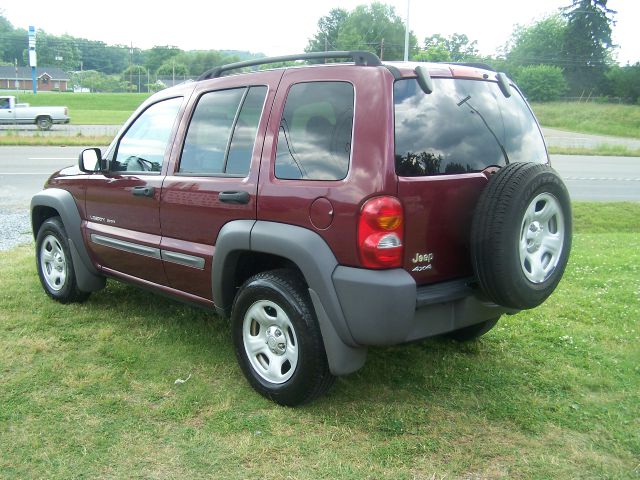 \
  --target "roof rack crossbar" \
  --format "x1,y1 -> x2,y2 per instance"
197,50 -> 381,80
